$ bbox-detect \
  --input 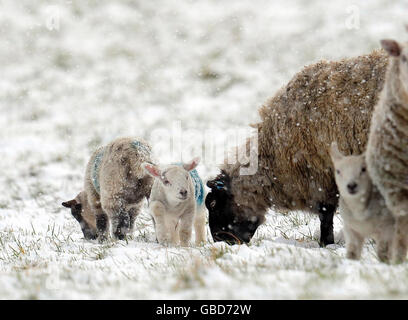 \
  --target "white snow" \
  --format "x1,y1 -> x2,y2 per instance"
1,0 -> 408,299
